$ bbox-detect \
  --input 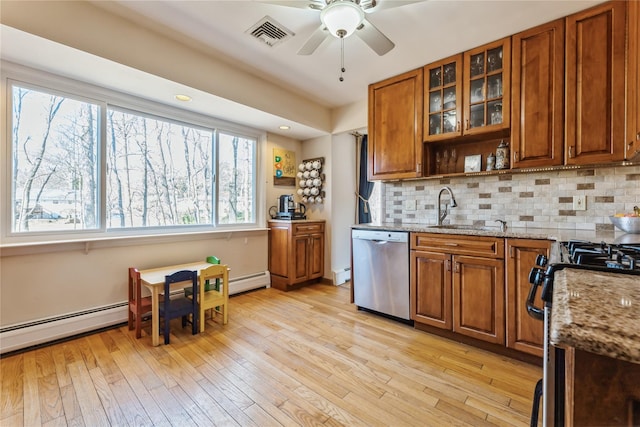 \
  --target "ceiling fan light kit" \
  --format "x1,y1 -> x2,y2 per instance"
321,0 -> 364,38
